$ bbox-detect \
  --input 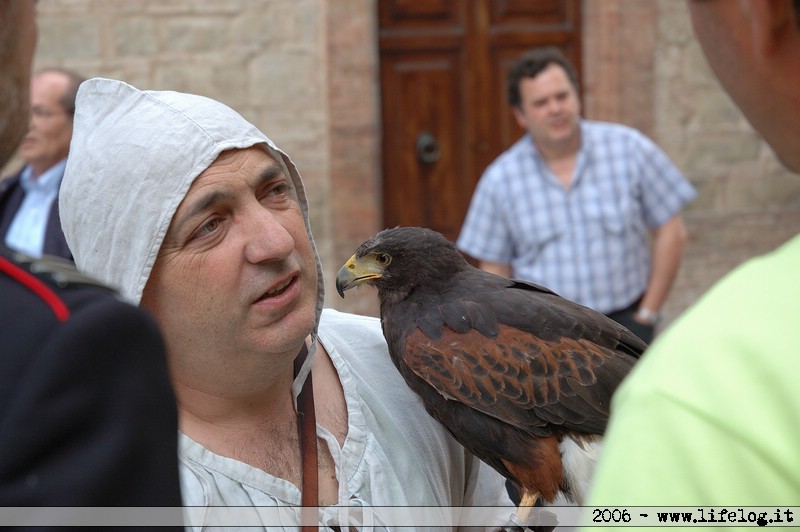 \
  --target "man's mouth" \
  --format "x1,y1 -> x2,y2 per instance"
266,277 -> 293,297
255,275 -> 297,303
